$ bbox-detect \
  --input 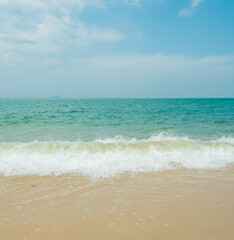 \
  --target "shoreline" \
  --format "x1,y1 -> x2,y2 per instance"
1,168 -> 234,240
